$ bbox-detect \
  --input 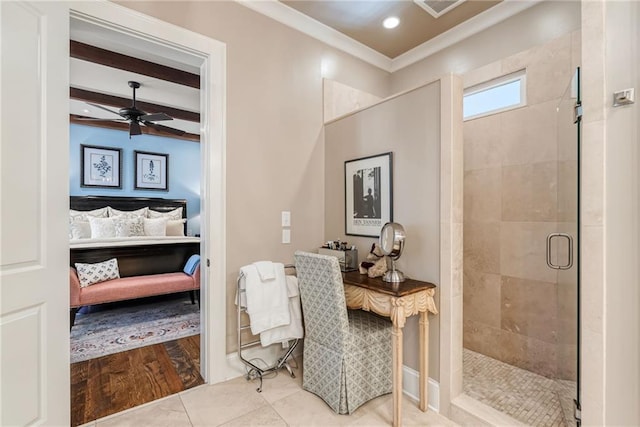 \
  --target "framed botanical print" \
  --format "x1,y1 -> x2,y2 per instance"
134,150 -> 168,191
344,152 -> 393,237
81,145 -> 122,188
